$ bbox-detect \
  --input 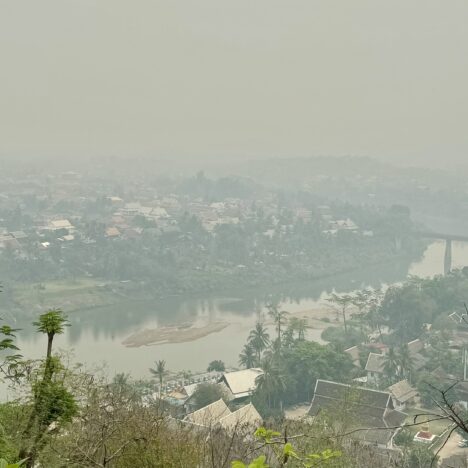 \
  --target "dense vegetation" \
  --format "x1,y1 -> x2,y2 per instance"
1,271 -> 468,465
0,307 -> 441,467
0,174 -> 425,312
